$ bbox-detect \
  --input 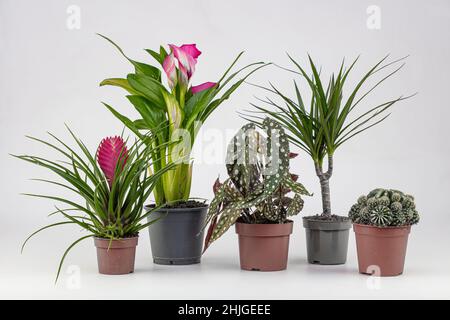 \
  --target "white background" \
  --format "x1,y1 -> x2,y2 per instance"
1,0 -> 449,299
